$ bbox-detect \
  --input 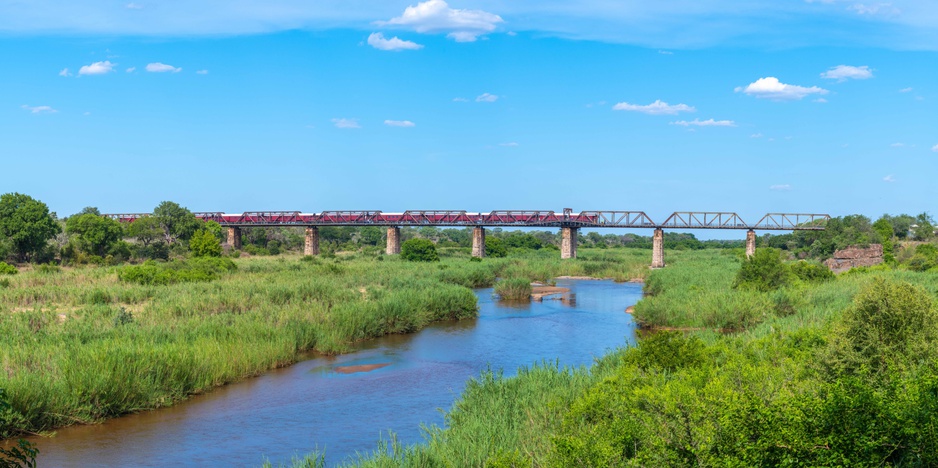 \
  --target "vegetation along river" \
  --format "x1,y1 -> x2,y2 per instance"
32,279 -> 641,467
